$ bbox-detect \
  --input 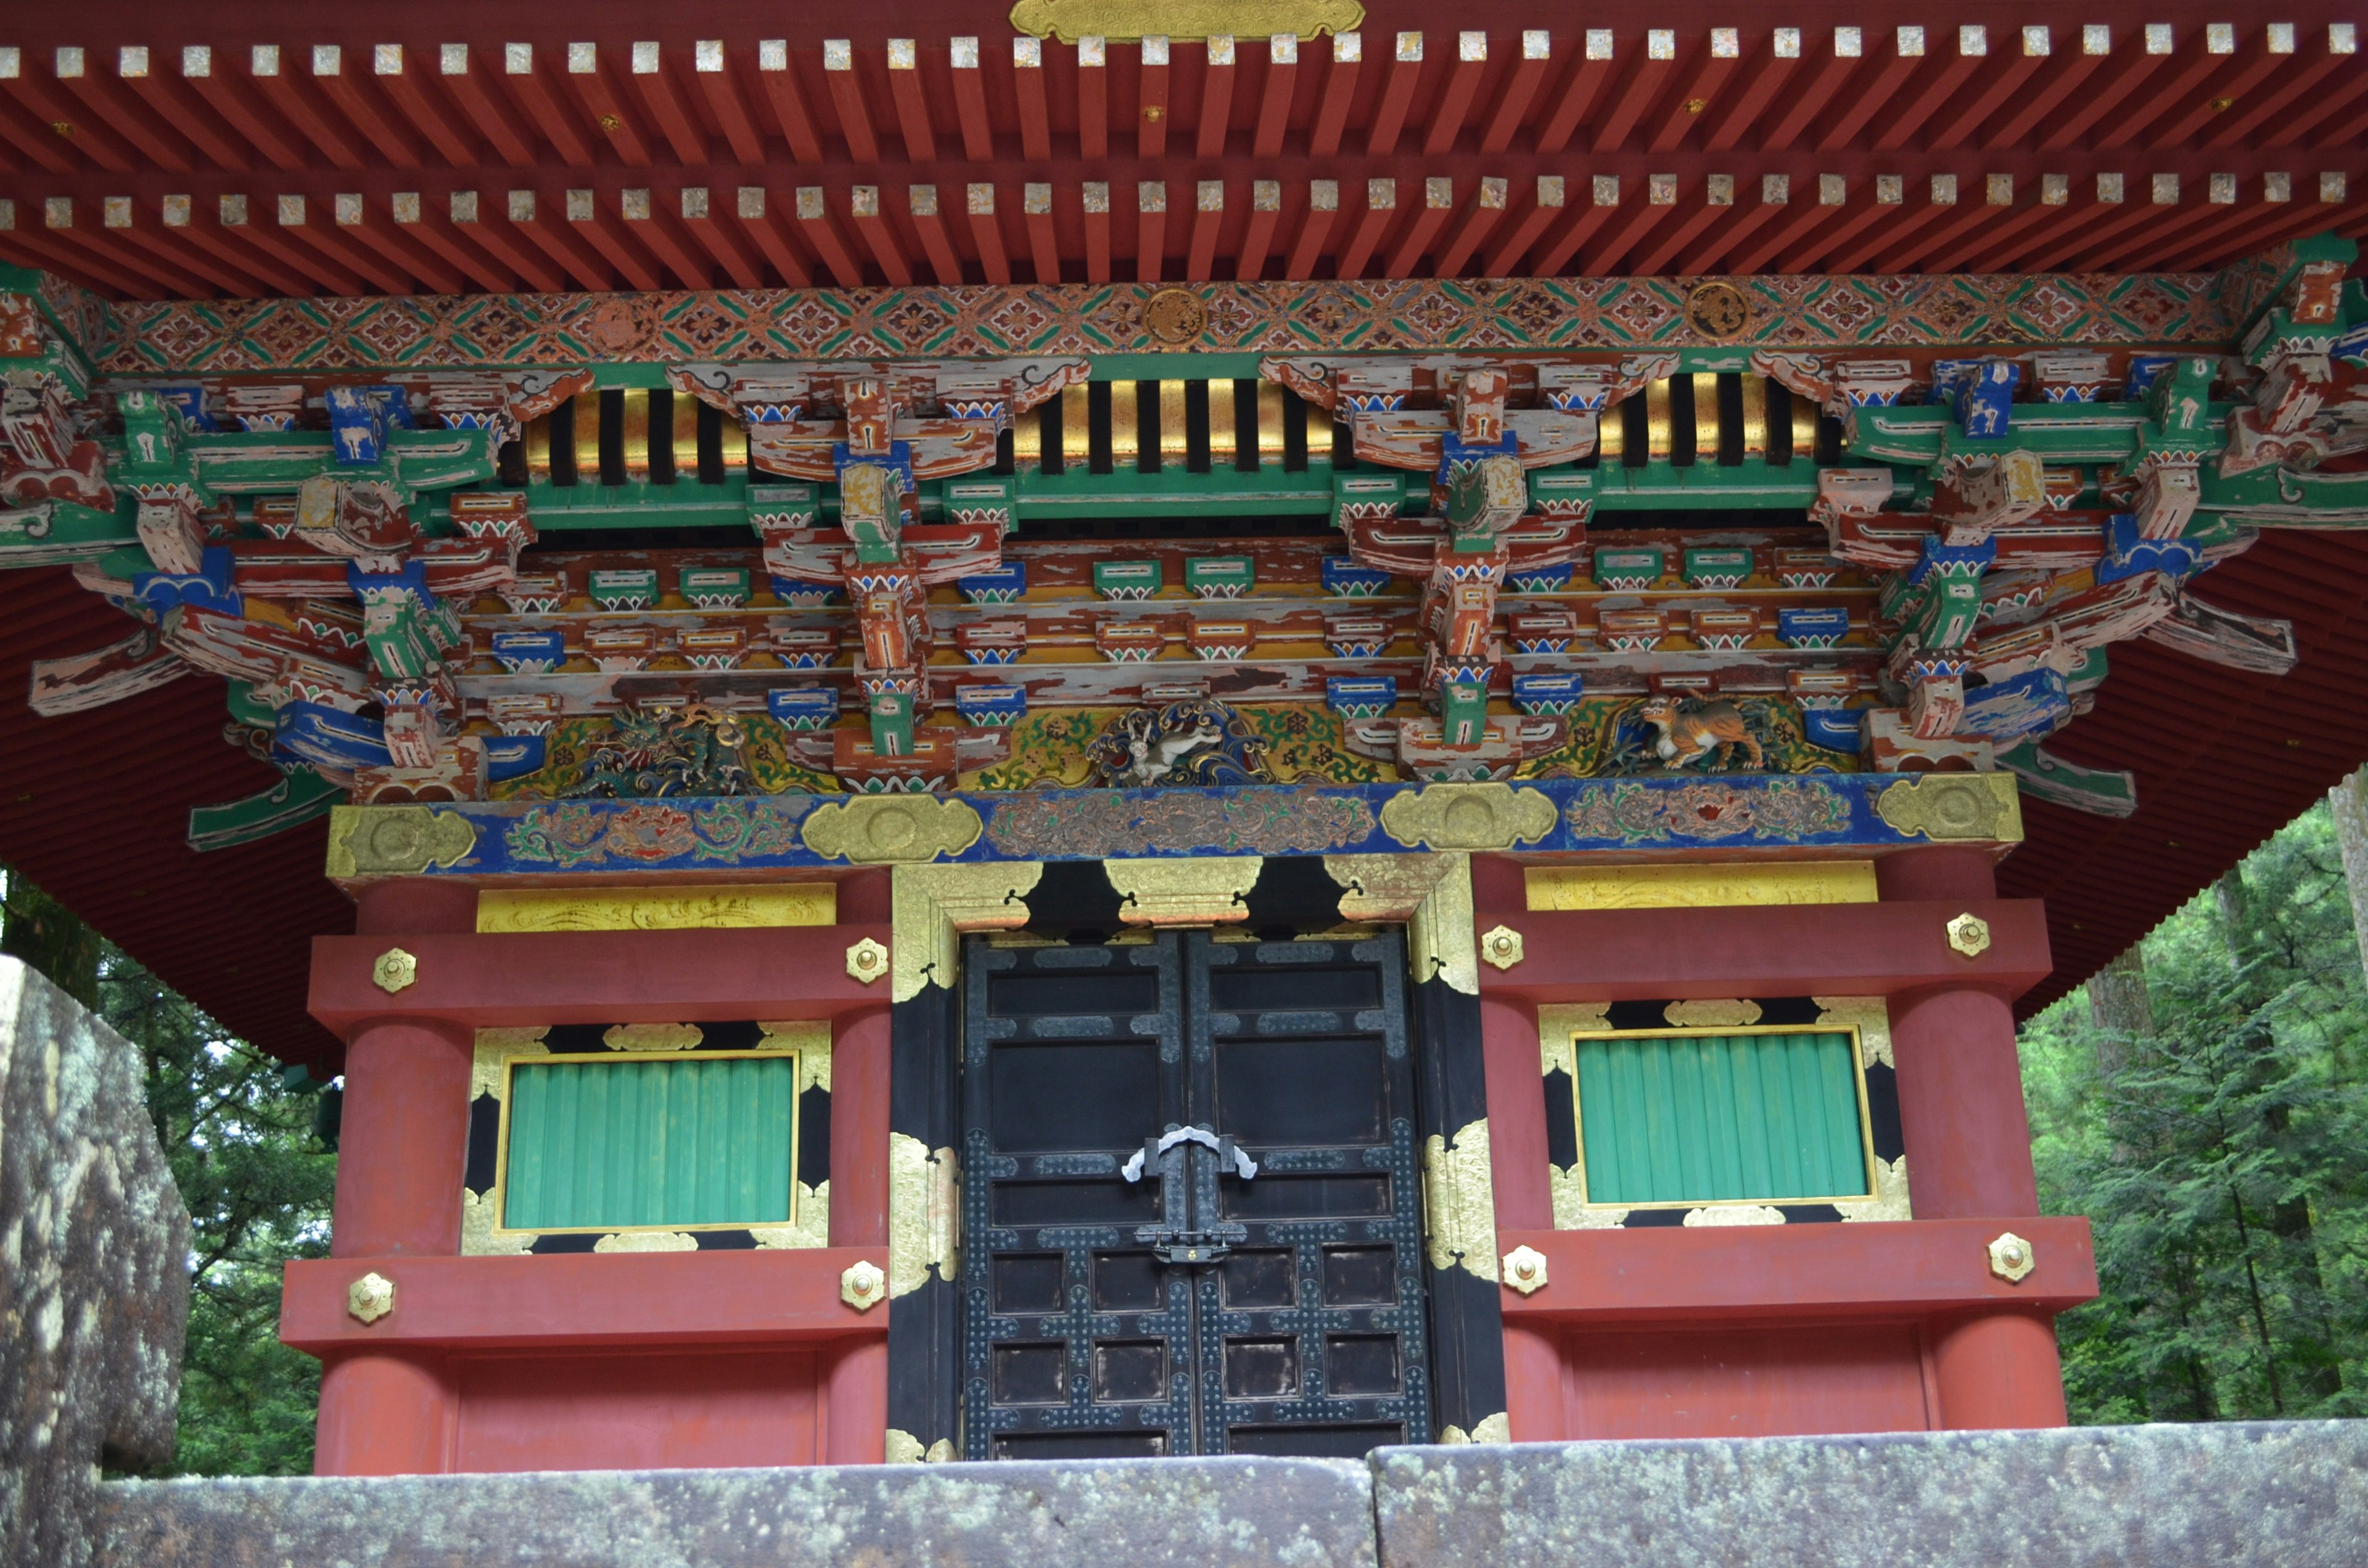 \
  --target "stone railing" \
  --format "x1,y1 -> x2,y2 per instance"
97,1421 -> 2368,1568
0,957 -> 191,1568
